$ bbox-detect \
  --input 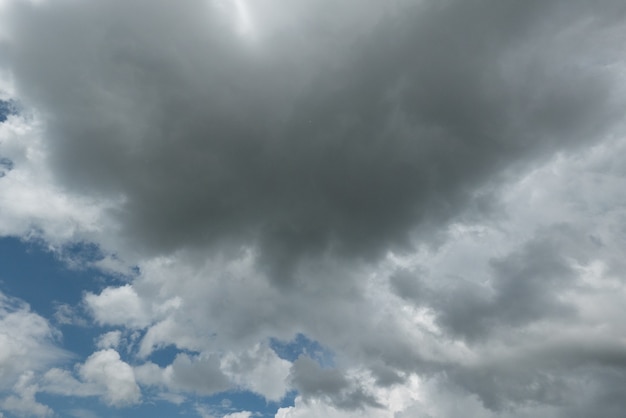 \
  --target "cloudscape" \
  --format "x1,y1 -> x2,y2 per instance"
1,0 -> 626,417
